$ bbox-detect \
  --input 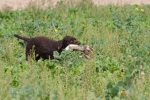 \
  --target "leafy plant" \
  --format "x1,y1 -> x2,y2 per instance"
54,49 -> 84,68
105,81 -> 119,100
0,1 -> 150,99
95,54 -> 120,73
